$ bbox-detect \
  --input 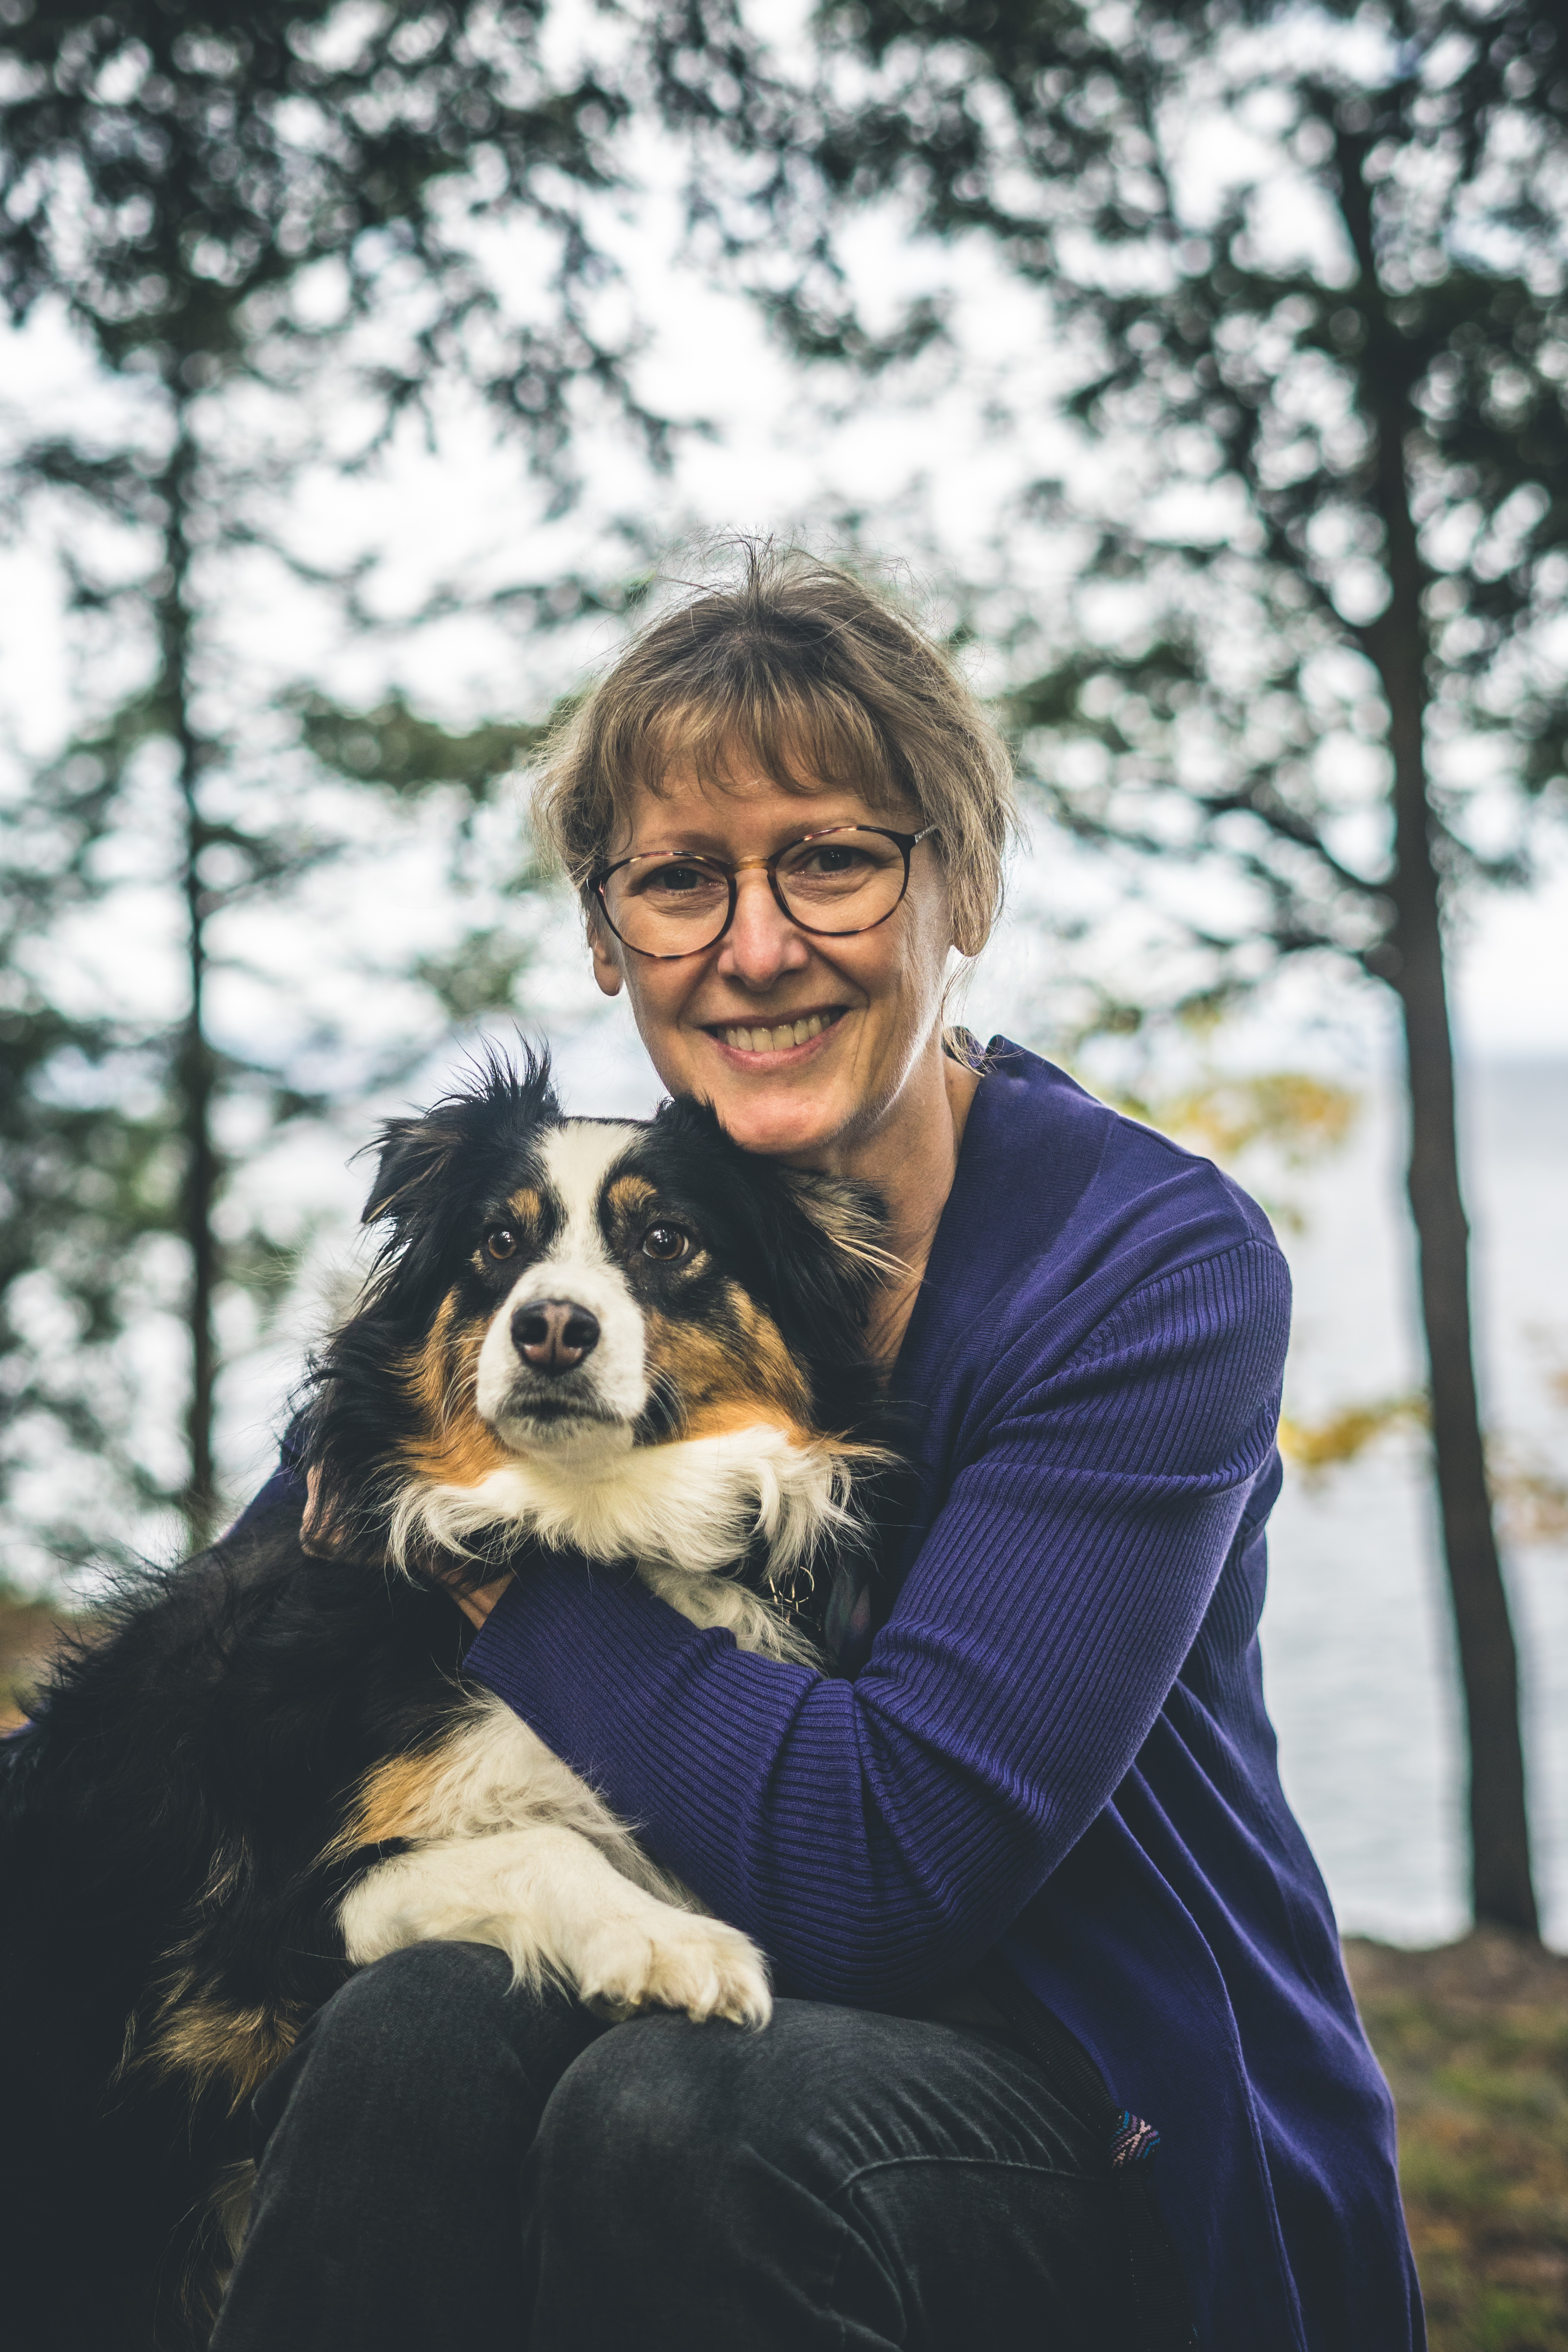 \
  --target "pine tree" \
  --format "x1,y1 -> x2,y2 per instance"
0,0 -> 646,1562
